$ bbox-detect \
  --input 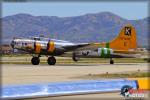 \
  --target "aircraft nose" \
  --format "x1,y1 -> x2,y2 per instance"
11,40 -> 15,49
